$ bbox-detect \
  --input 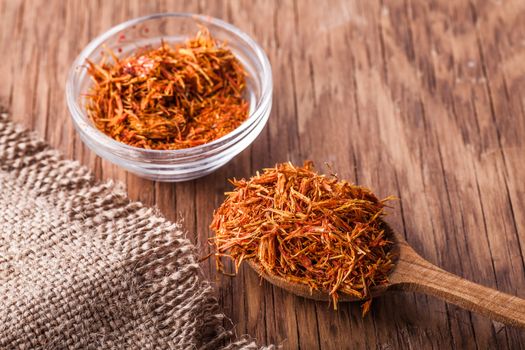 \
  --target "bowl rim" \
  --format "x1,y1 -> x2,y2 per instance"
66,12 -> 272,156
